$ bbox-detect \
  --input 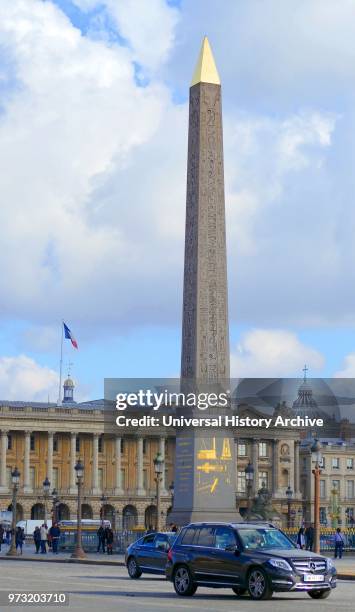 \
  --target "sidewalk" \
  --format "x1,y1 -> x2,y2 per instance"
0,543 -> 354,579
